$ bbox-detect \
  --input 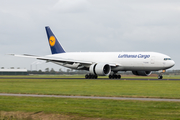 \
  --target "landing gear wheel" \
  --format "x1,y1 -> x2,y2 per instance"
117,75 -> 121,79
109,75 -> 112,79
114,75 -> 117,79
94,75 -> 97,79
85,74 -> 89,79
158,75 -> 163,79
108,74 -> 121,79
85,74 -> 98,79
